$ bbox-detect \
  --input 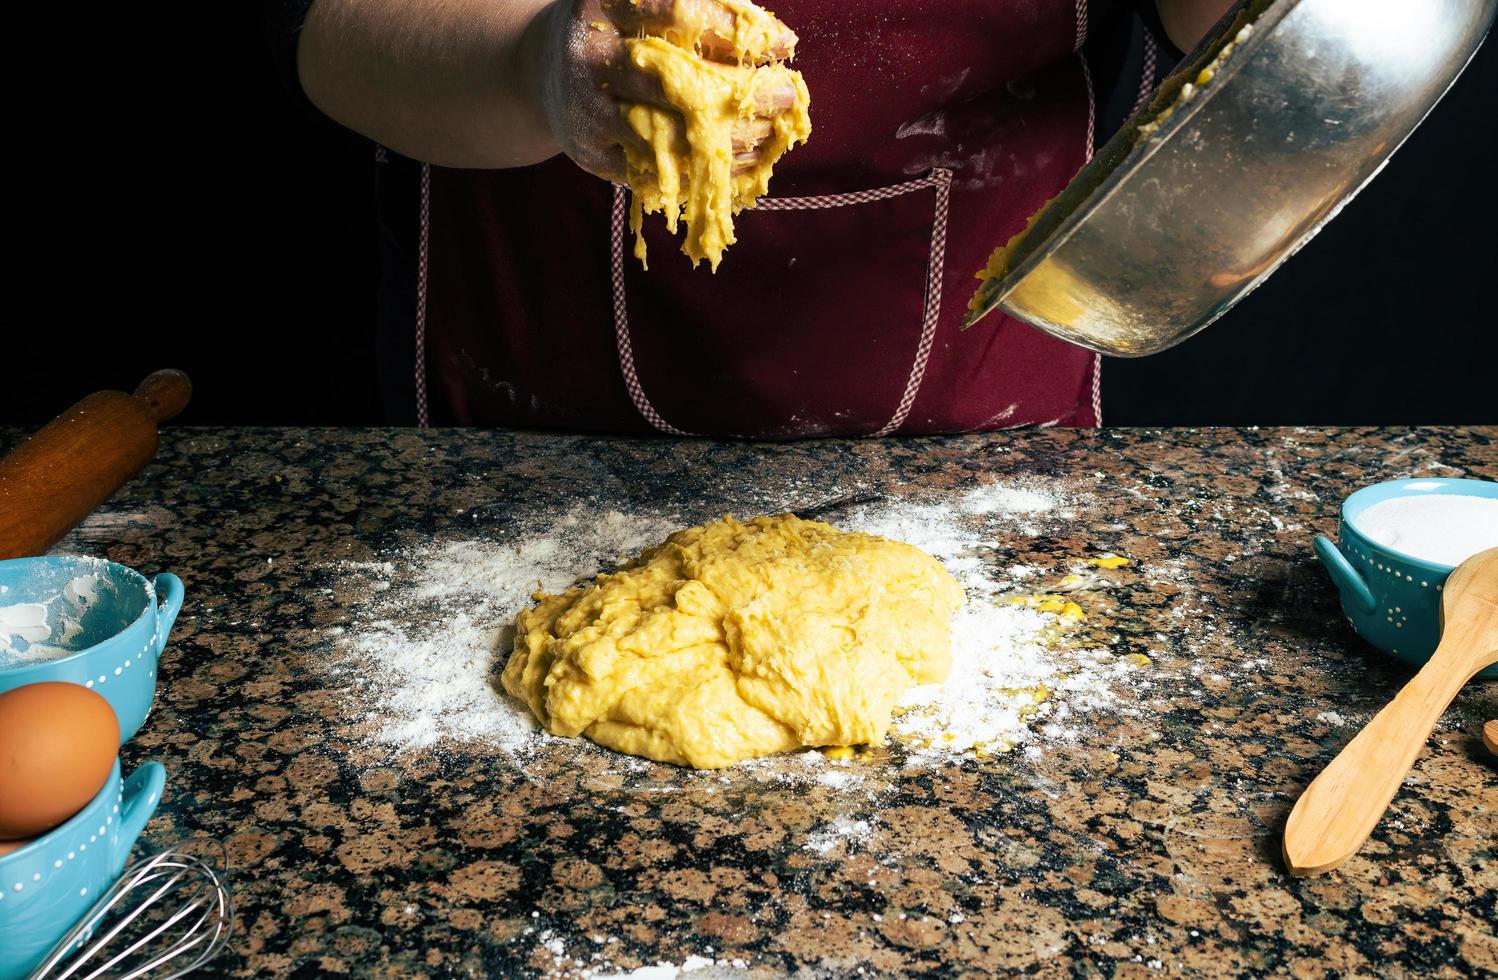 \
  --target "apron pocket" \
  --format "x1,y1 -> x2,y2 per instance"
611,169 -> 952,438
